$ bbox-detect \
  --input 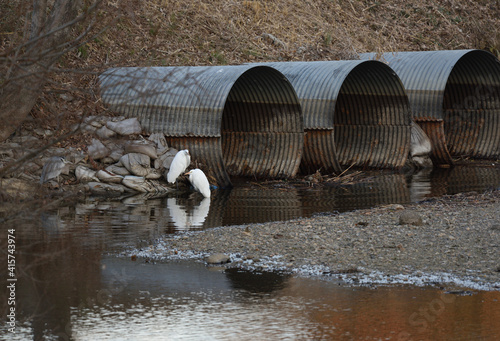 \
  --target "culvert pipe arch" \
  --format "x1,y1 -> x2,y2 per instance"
361,50 -> 500,159
99,65 -> 304,188
254,60 -> 412,173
